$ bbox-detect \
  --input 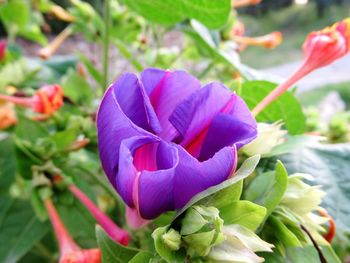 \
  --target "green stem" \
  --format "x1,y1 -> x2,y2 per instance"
102,0 -> 111,91
77,166 -> 121,203
198,61 -> 215,79
33,242 -> 55,263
